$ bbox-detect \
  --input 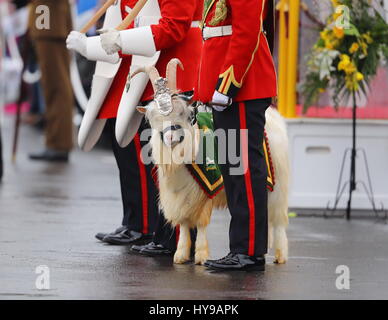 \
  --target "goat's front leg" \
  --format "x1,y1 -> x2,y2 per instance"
174,224 -> 191,264
195,226 -> 209,265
